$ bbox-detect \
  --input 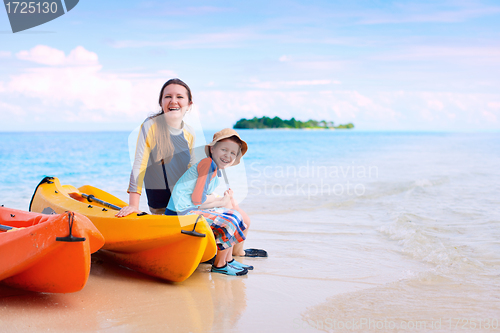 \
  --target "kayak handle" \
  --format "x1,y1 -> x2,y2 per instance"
181,215 -> 206,238
56,212 -> 86,242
